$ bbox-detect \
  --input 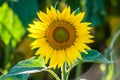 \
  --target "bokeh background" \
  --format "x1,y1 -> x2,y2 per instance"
0,0 -> 120,80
